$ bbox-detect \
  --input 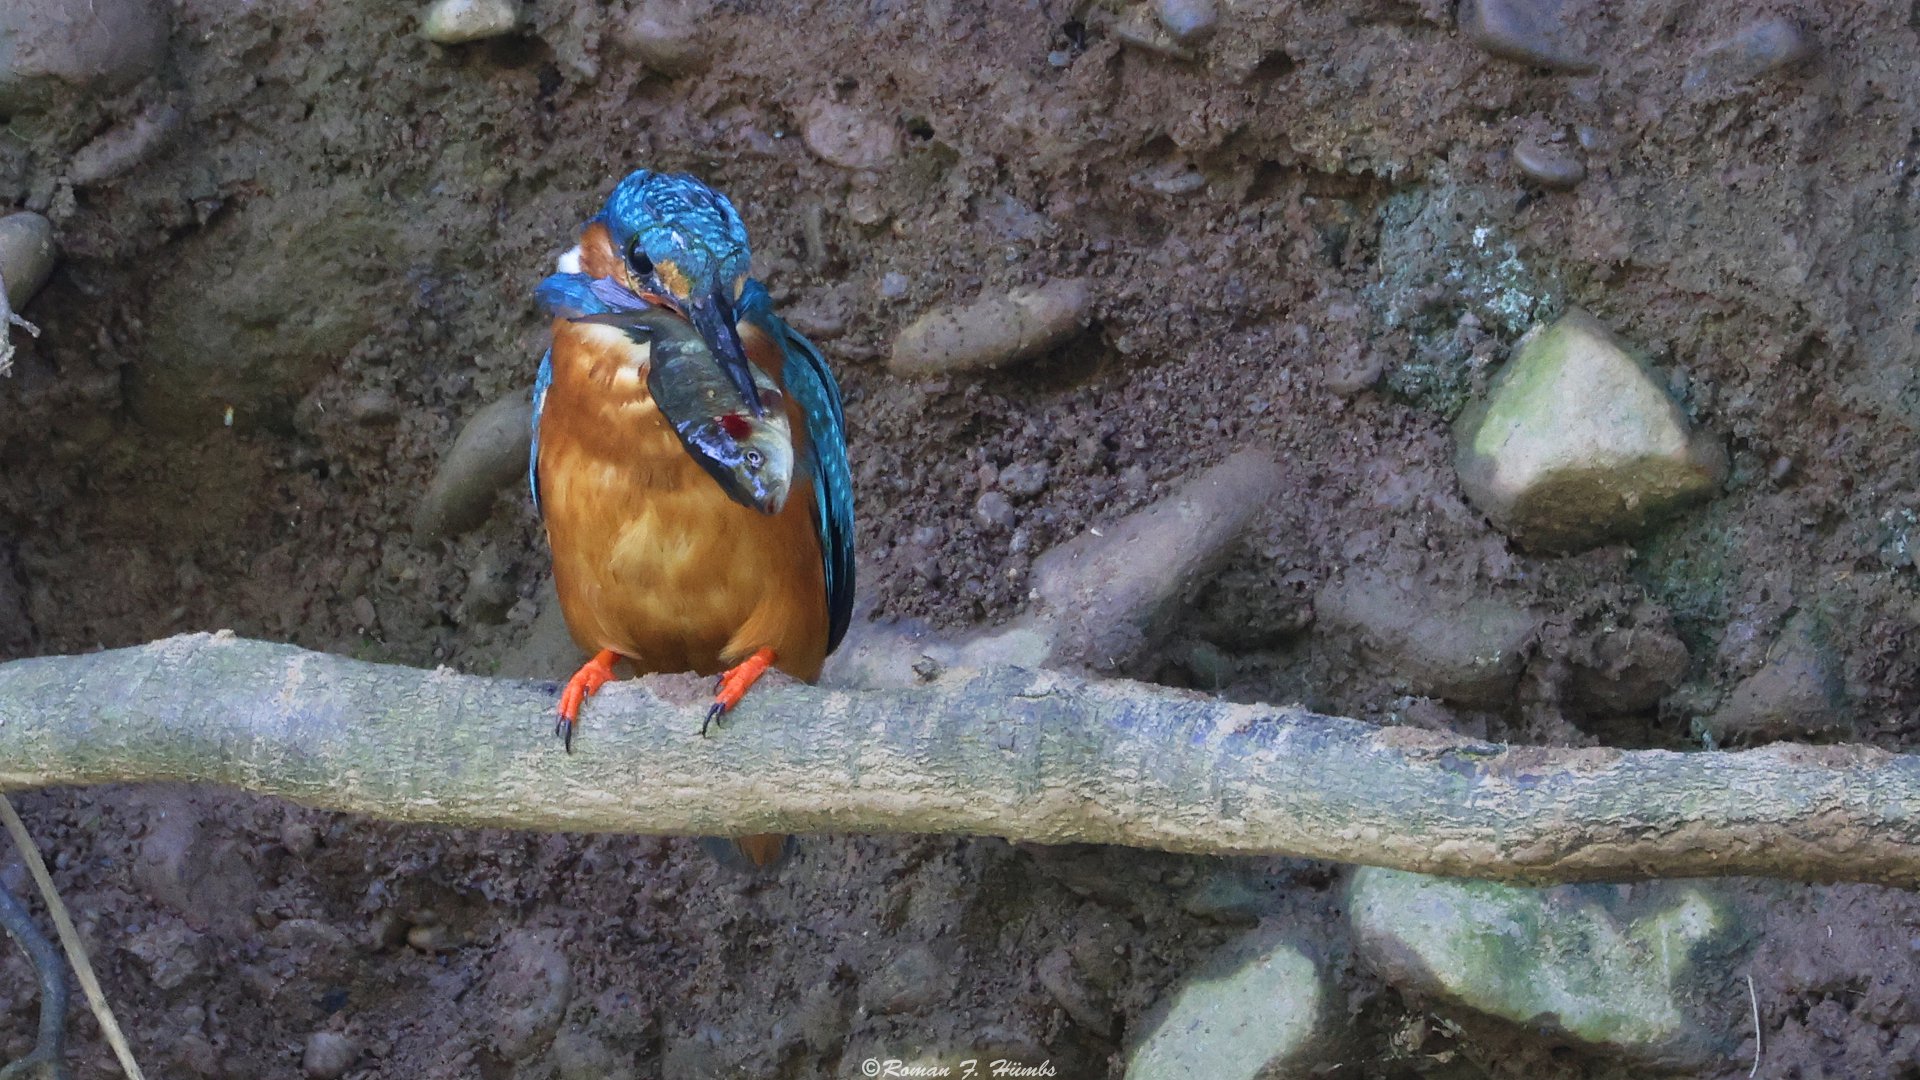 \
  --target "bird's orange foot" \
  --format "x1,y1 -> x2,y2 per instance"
556,649 -> 619,753
703,647 -> 777,736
